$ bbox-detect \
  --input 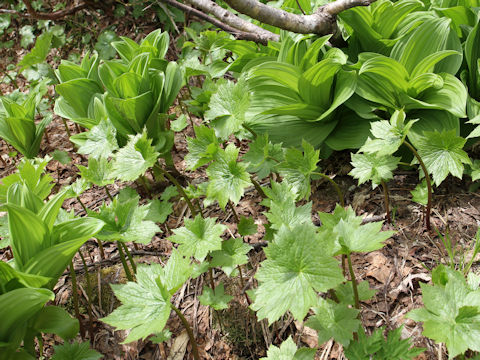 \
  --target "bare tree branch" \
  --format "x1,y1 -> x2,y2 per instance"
223,0 -> 376,35
160,0 -> 276,44
21,0 -> 89,20
183,0 -> 279,42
